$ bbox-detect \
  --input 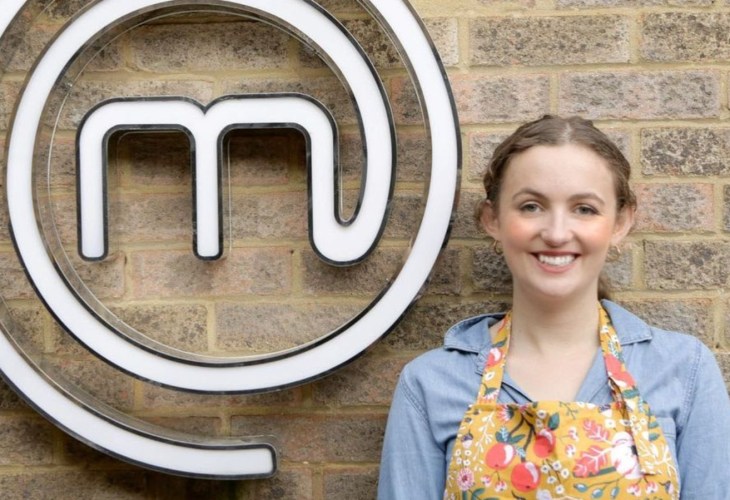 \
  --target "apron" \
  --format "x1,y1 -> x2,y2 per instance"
444,305 -> 679,499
